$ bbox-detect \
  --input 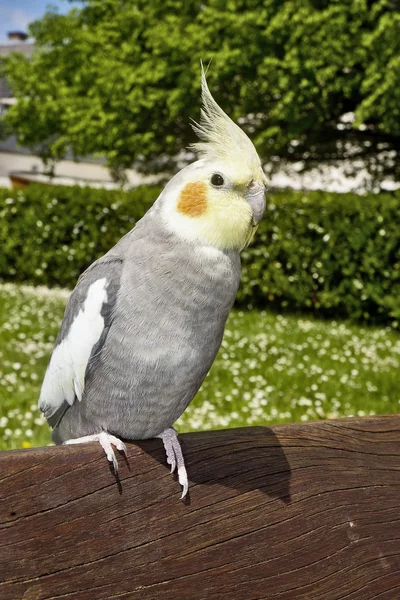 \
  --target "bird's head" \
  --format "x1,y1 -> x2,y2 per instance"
159,69 -> 266,252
